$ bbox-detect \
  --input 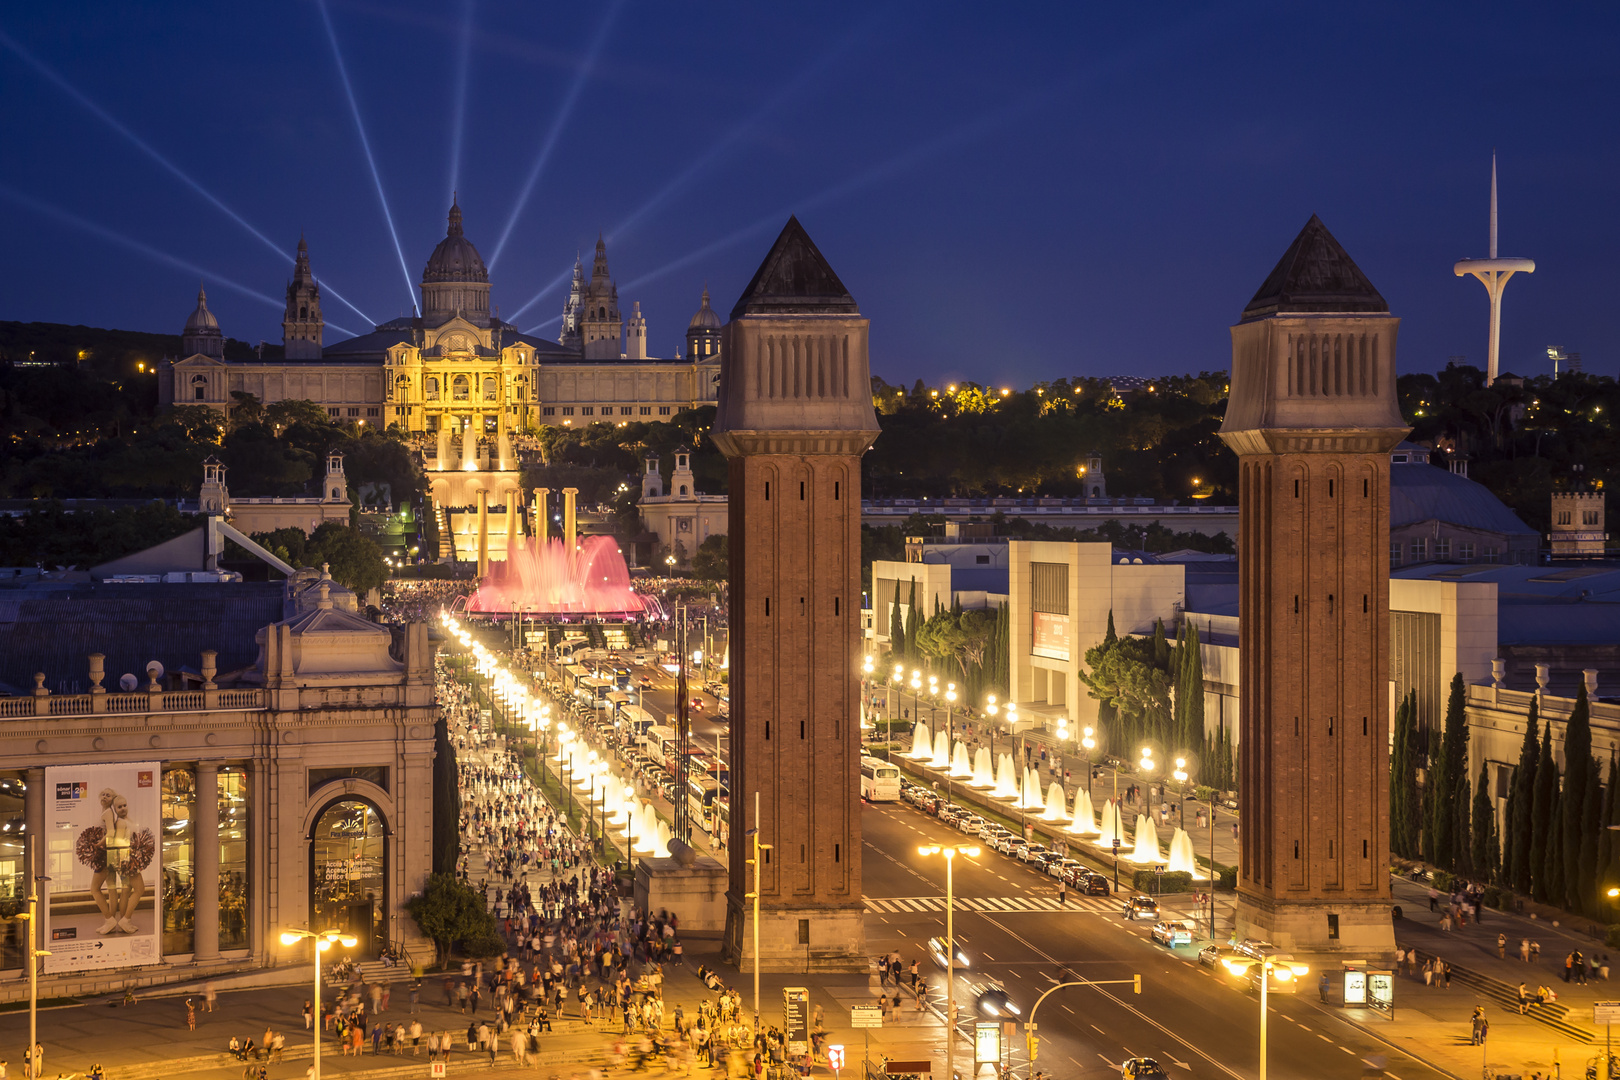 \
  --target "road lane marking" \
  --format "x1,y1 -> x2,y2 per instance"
1061,1004 -> 1075,1015
1317,1034 -> 1332,1042
1338,1046 -> 1353,1054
